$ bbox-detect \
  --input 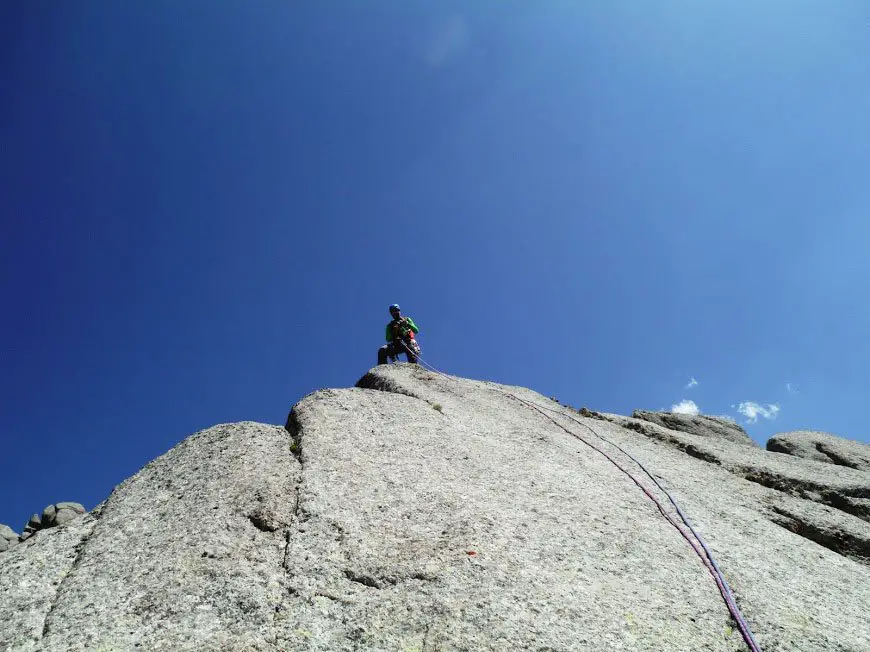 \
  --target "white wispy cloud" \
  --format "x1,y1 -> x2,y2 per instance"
671,399 -> 700,416
423,16 -> 469,67
786,383 -> 798,394
737,402 -> 780,423
685,377 -> 699,389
